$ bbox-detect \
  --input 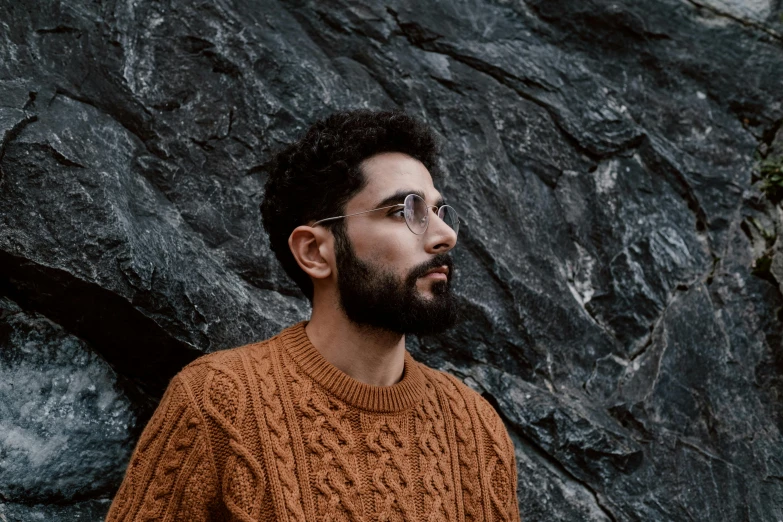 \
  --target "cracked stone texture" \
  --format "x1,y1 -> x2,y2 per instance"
1,0 -> 783,520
